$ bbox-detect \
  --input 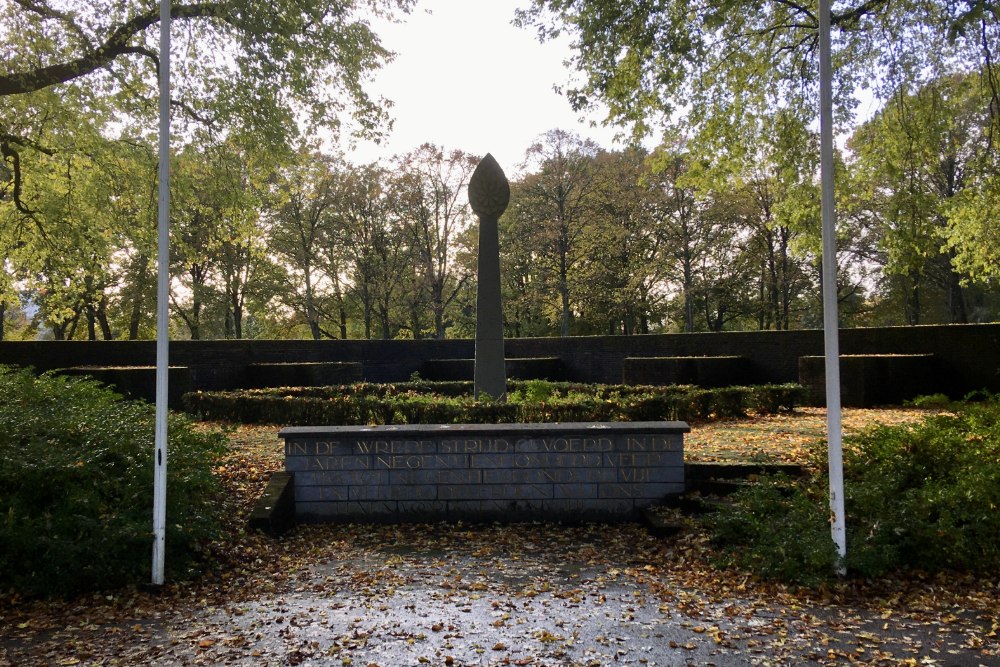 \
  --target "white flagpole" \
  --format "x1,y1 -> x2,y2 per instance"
152,0 -> 171,586
819,0 -> 847,569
